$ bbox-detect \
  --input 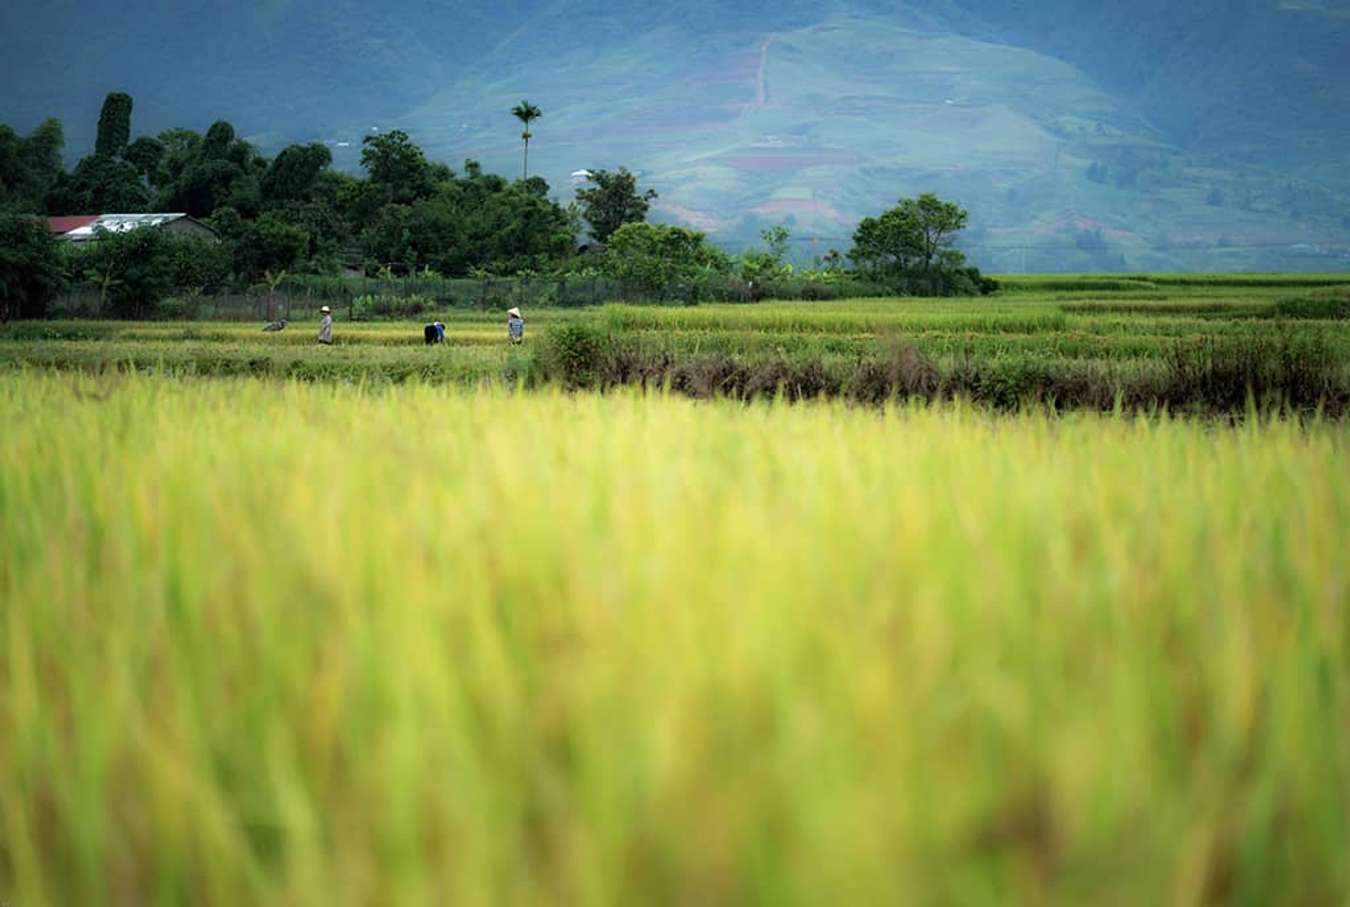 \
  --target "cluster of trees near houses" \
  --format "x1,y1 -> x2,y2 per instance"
1,92 -> 992,319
